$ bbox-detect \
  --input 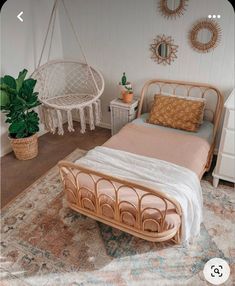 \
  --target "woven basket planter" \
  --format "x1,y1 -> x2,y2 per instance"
9,134 -> 38,160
